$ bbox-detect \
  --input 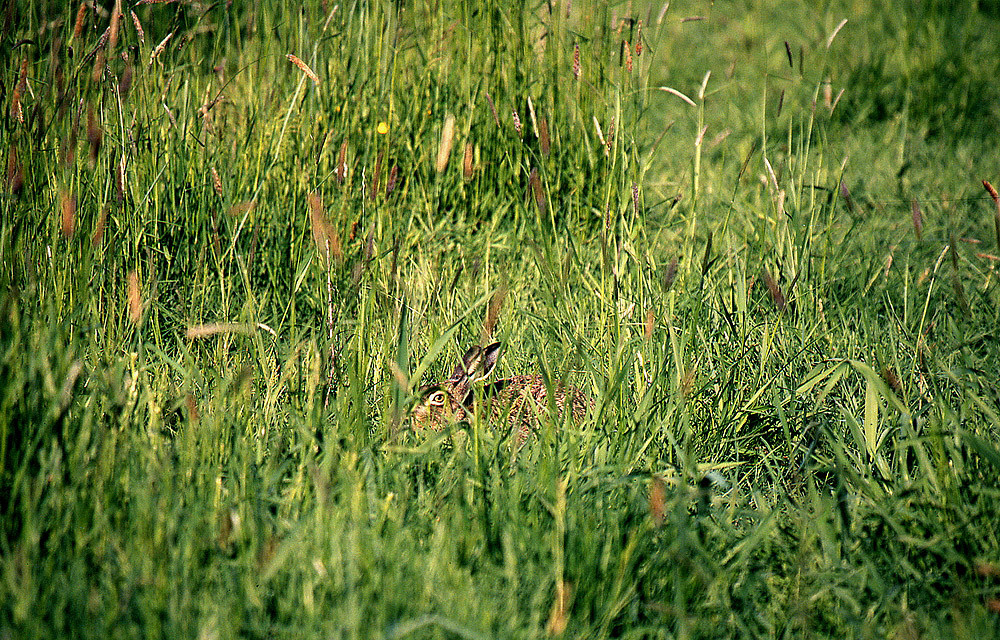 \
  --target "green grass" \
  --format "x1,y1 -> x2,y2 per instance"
3,0 -> 1000,638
